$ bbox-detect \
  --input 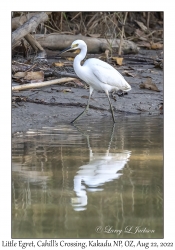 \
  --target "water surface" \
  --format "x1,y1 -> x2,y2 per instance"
12,116 -> 163,238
